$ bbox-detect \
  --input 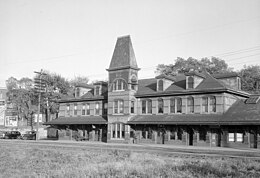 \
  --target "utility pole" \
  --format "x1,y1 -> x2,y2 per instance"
34,69 -> 47,141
